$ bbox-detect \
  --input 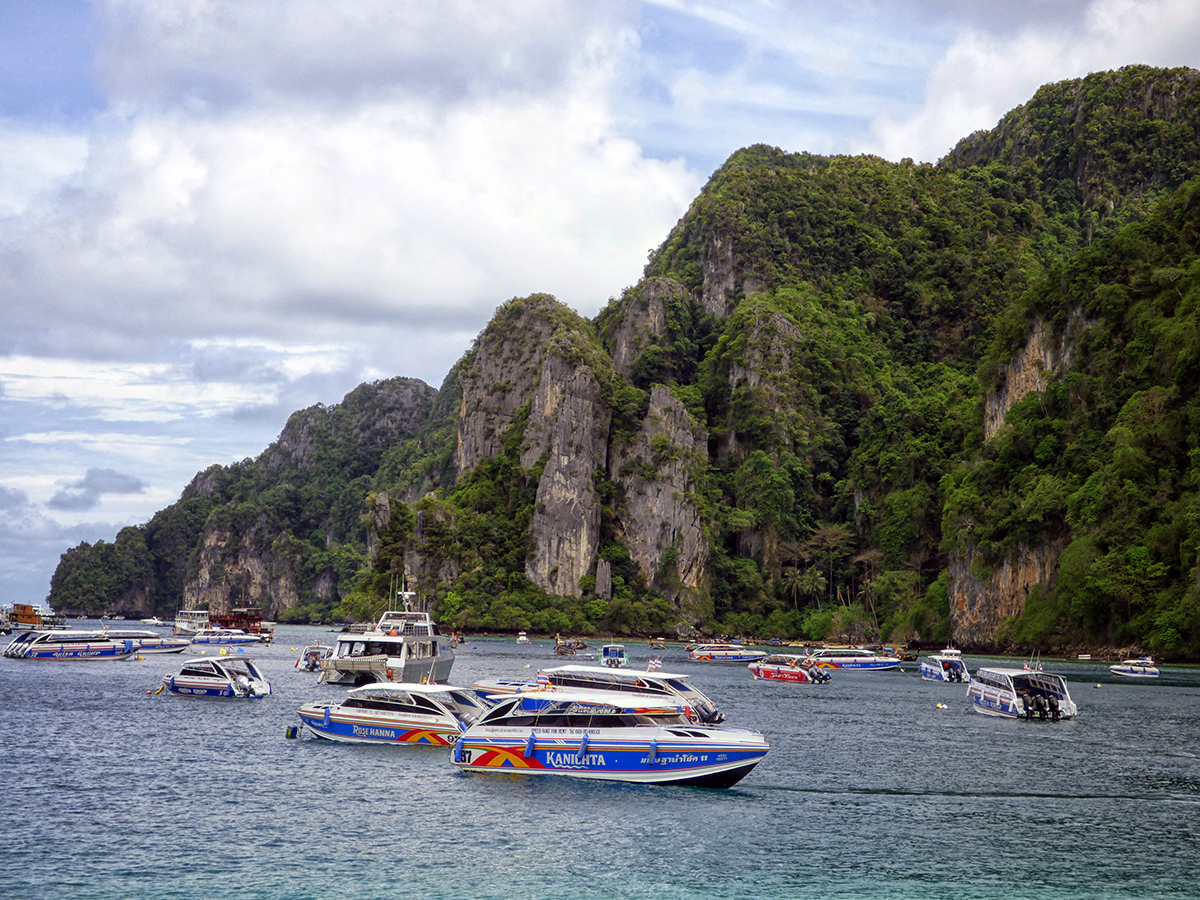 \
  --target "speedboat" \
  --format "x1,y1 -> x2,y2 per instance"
161,657 -> 272,698
451,688 -> 769,787
689,642 -> 768,663
318,592 -> 454,686
516,631 -> 530,644
968,667 -> 1077,719
471,663 -> 726,723
598,644 -> 629,667
747,653 -> 831,683
918,648 -> 971,683
1109,657 -> 1159,679
295,643 -> 333,672
3,629 -> 136,660
102,629 -> 191,654
191,628 -> 260,646
805,647 -> 902,670
297,682 -> 490,745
